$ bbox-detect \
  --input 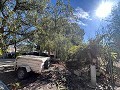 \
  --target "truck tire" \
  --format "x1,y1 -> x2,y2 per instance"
44,60 -> 50,69
17,68 -> 28,80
